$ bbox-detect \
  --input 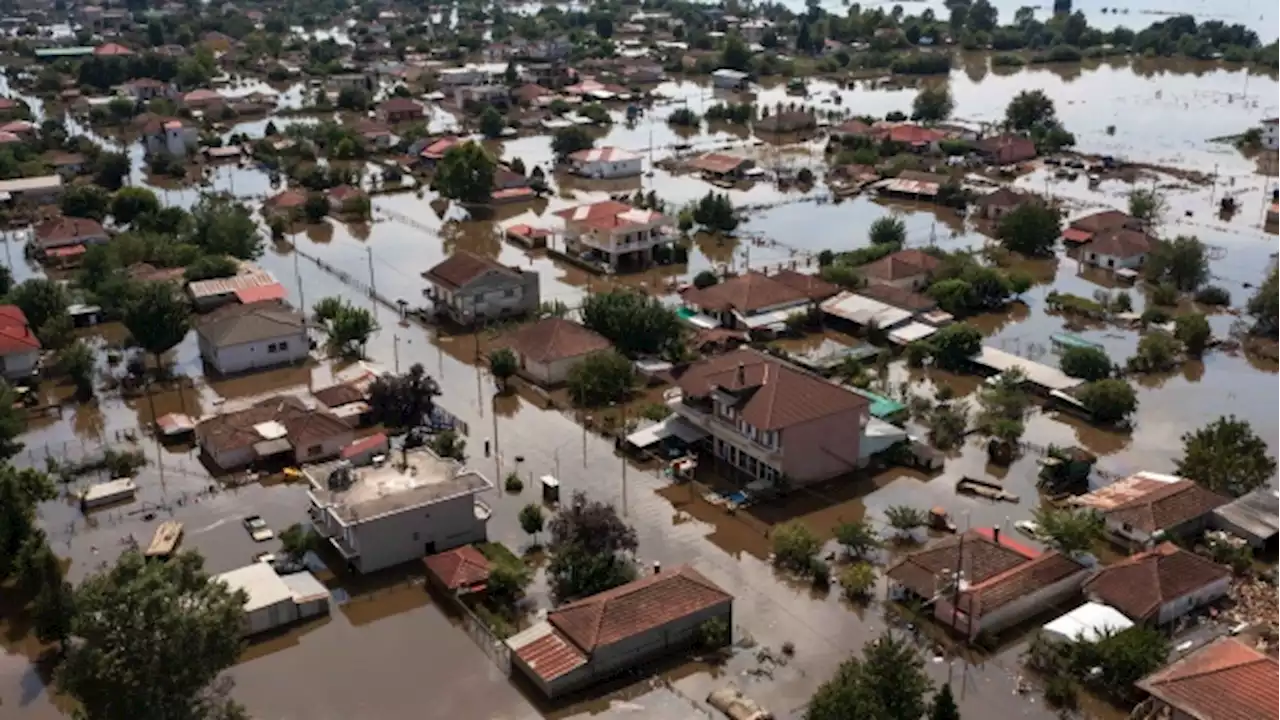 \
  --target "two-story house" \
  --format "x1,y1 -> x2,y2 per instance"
1072,472 -> 1229,549
141,116 -> 199,157
423,251 -> 540,326
305,447 -> 494,573
667,348 -> 870,487
553,200 -> 674,273
567,146 -> 643,179
857,249 -> 941,292
680,270 -> 837,332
